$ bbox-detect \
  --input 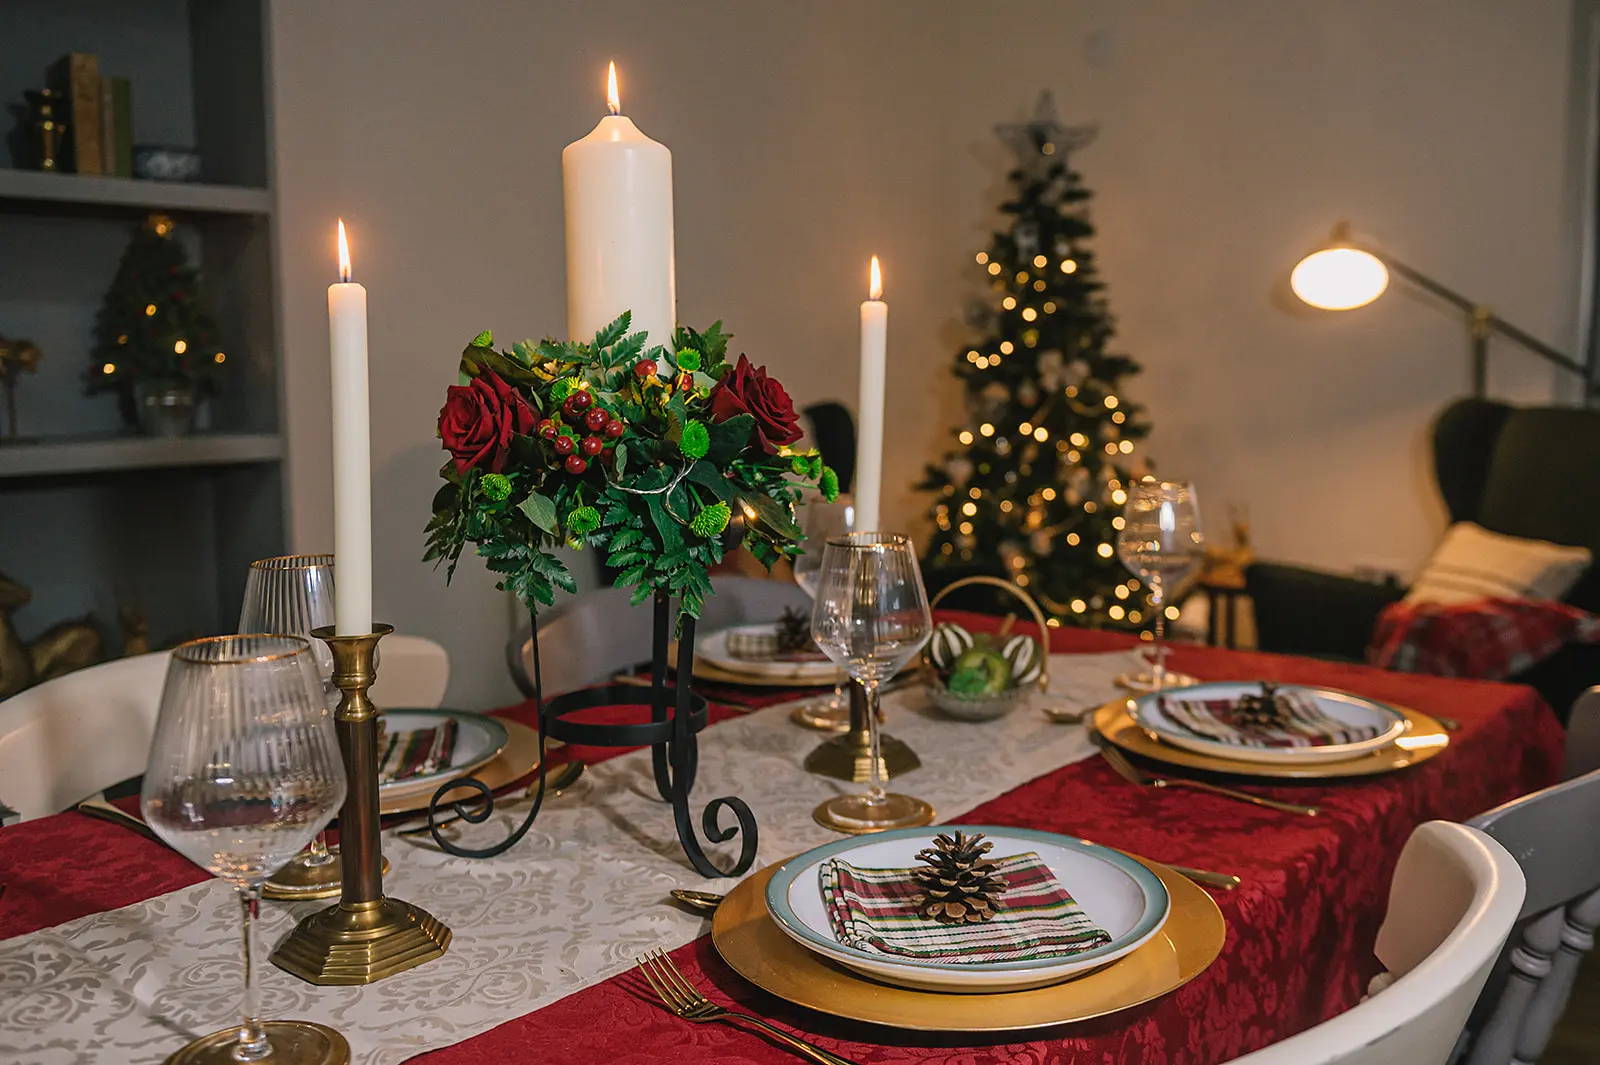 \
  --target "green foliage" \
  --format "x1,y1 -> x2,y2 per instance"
425,312 -> 820,620
89,215 -> 226,396
919,101 -> 1152,632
